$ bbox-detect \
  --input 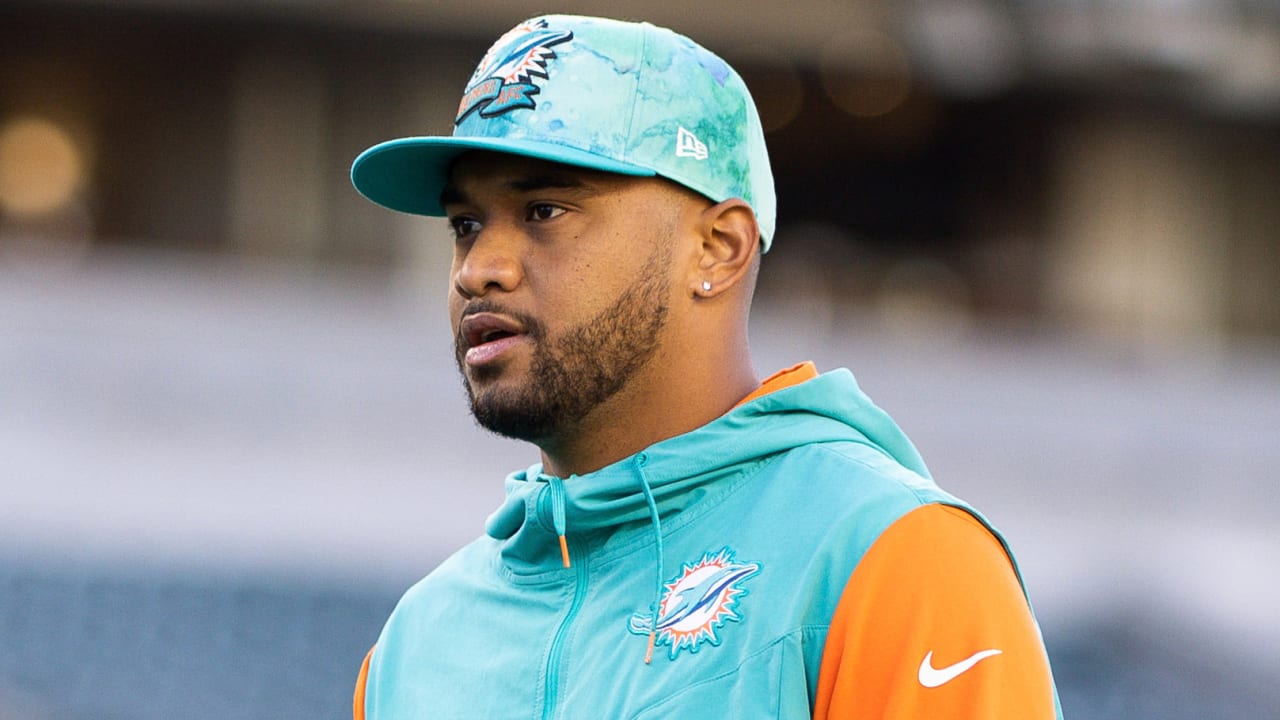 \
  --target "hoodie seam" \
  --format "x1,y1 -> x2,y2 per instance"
805,442 -> 938,507
630,628 -> 809,717
587,454 -> 780,572
494,439 -> 924,583
492,550 -> 577,585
